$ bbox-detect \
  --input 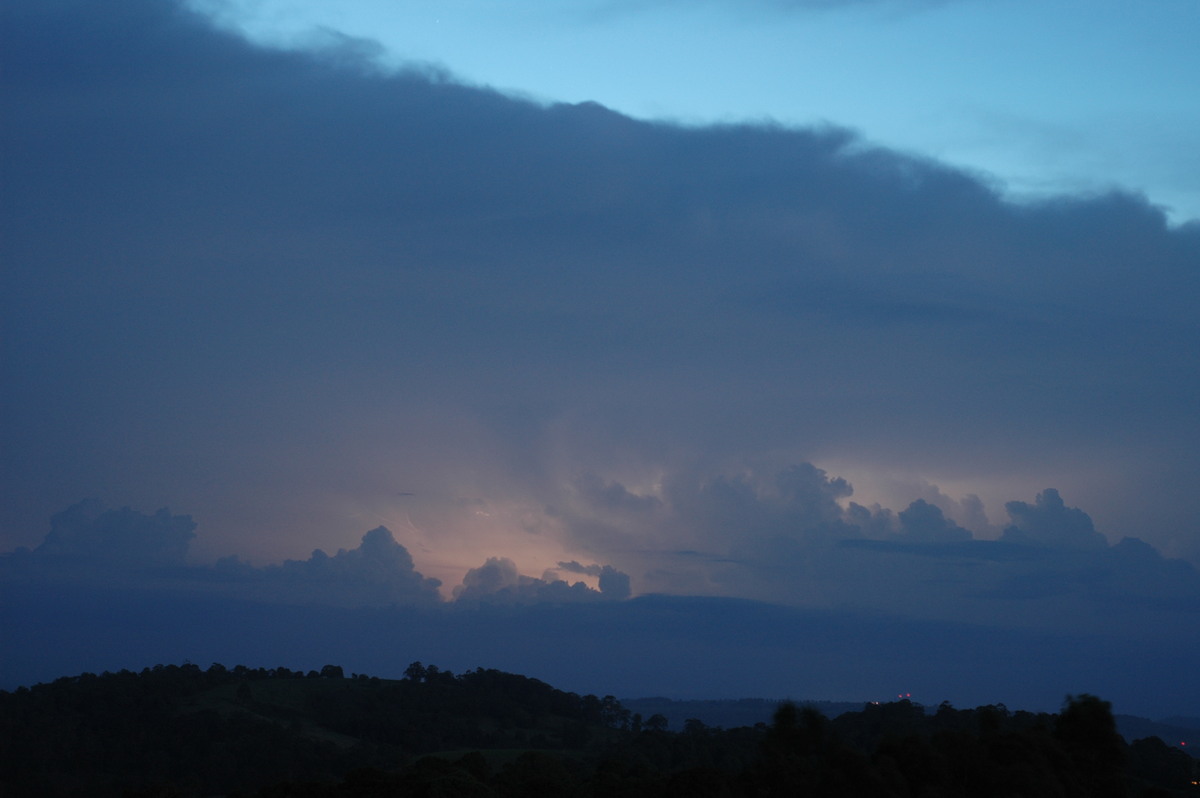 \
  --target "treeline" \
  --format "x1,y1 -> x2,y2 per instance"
0,662 -> 626,796
257,696 -> 1200,798
0,663 -> 1196,797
